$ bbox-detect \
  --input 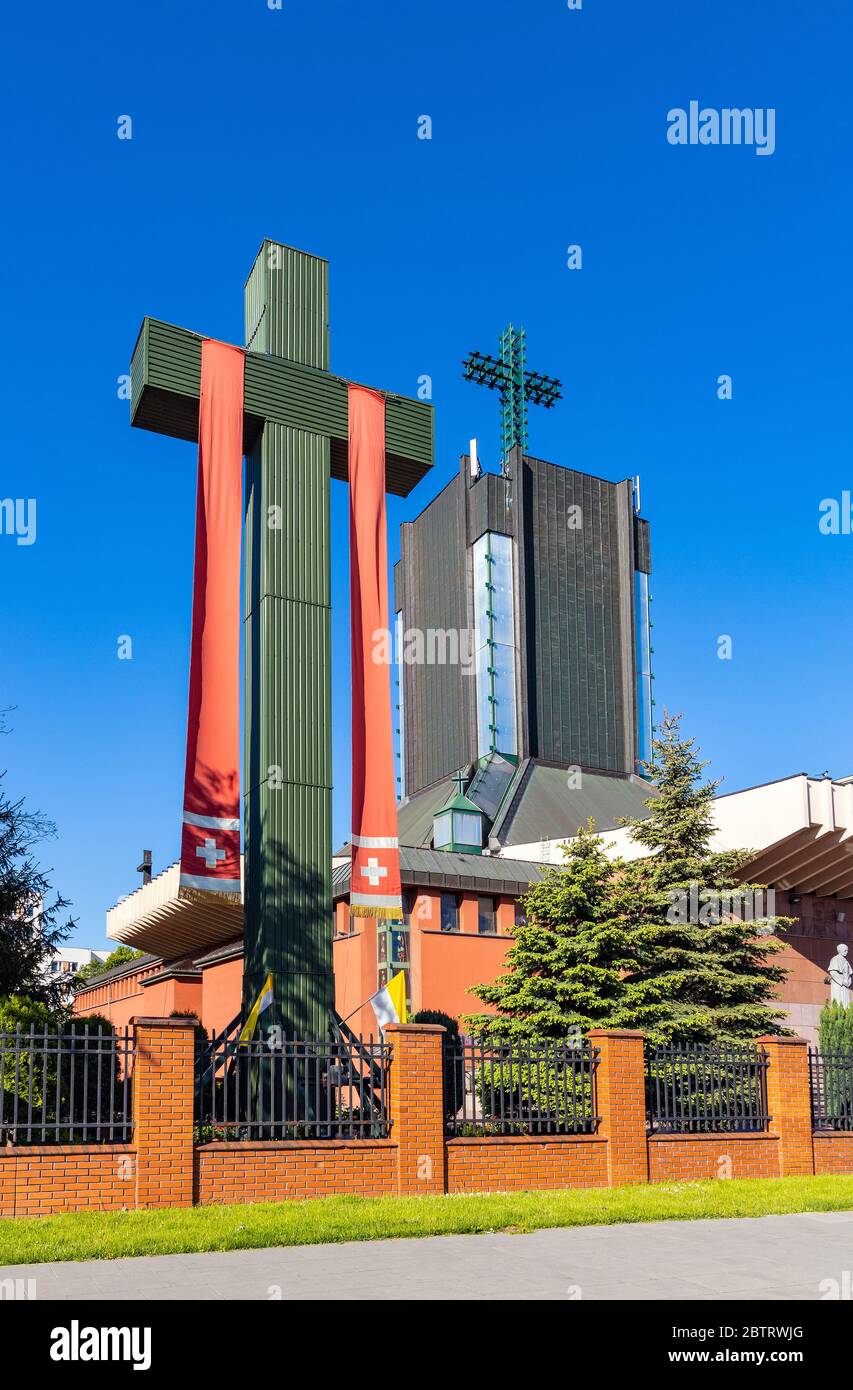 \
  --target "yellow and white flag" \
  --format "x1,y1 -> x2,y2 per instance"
239,972 -> 274,1042
369,970 -> 408,1033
